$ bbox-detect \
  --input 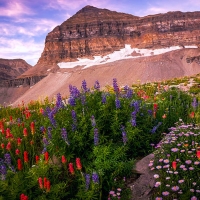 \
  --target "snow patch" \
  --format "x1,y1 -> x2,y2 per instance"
58,44 -> 198,69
